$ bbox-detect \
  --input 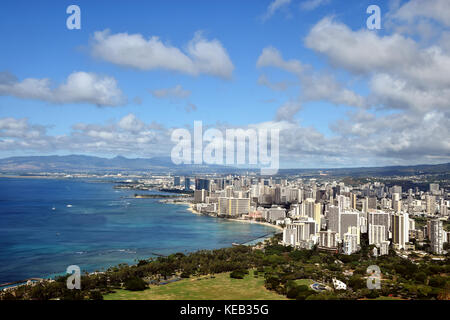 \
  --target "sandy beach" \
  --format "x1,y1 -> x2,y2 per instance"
169,201 -> 283,232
